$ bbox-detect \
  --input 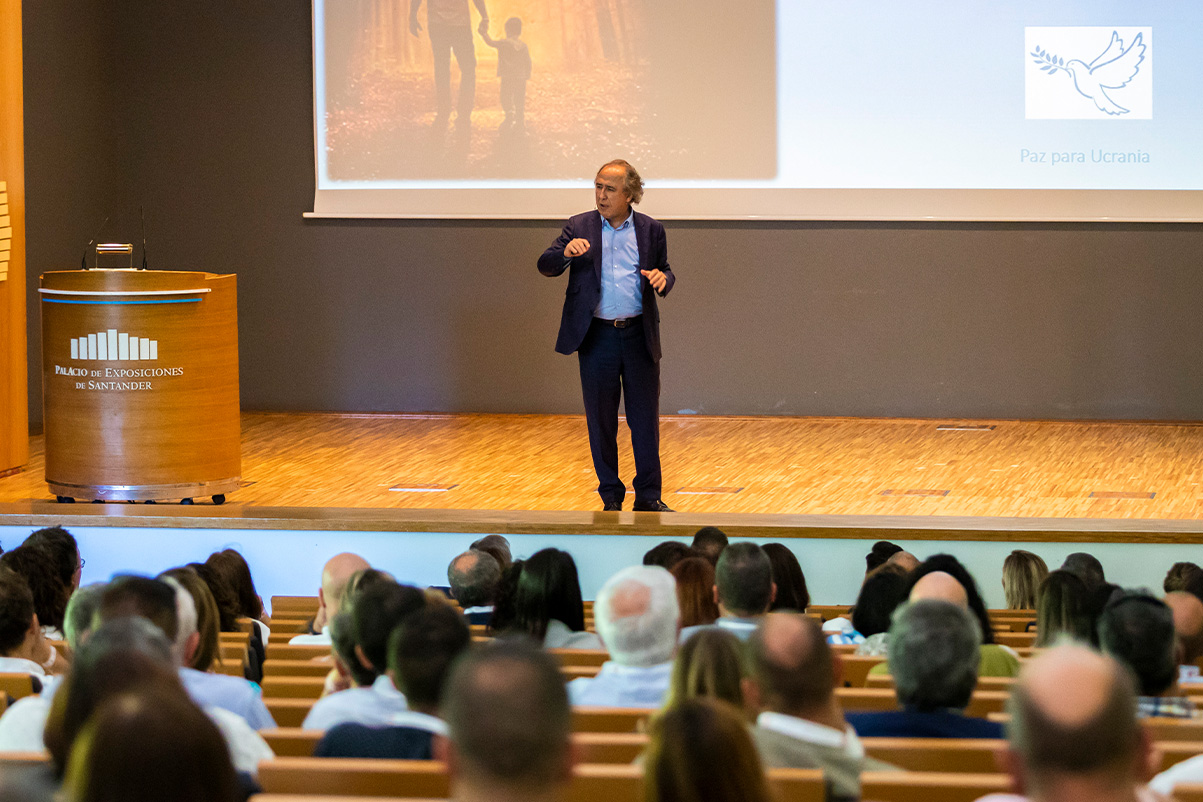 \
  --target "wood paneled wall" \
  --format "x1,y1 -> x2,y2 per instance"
0,0 -> 28,472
